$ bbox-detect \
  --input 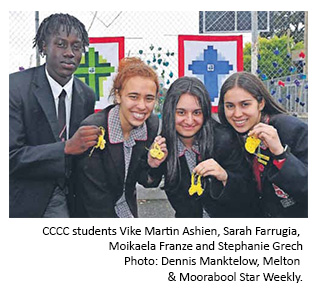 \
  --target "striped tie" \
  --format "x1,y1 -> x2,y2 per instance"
58,89 -> 67,141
